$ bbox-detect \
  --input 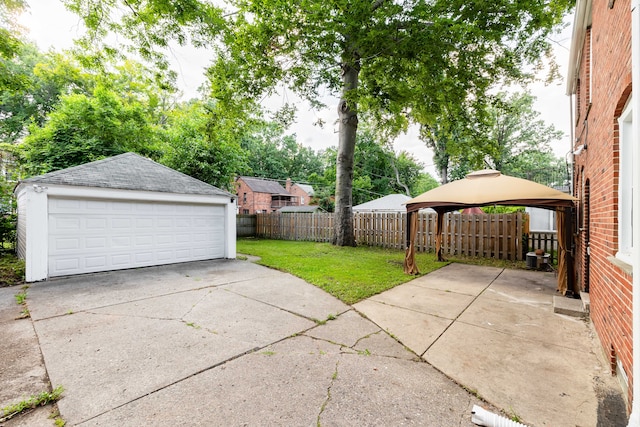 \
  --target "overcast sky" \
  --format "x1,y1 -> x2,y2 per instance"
18,1 -> 574,178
